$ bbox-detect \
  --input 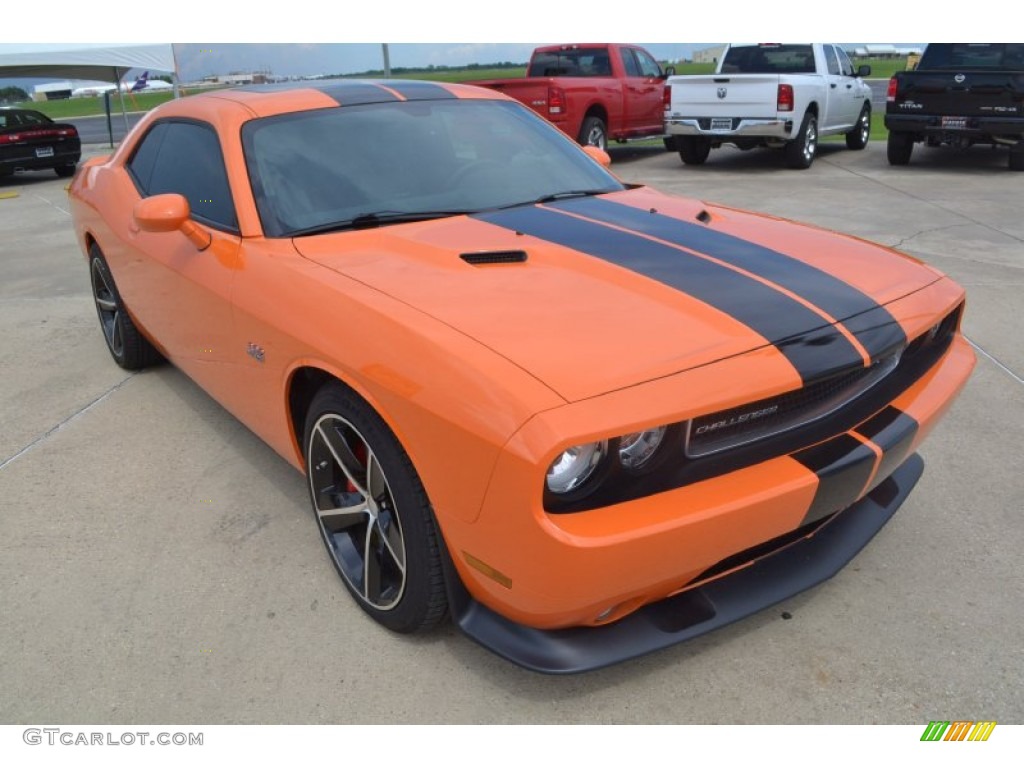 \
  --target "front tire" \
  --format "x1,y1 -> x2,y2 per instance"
578,115 -> 607,151
304,383 -> 447,634
785,112 -> 818,169
845,104 -> 871,150
89,244 -> 162,370
887,131 -> 914,165
678,137 -> 711,165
